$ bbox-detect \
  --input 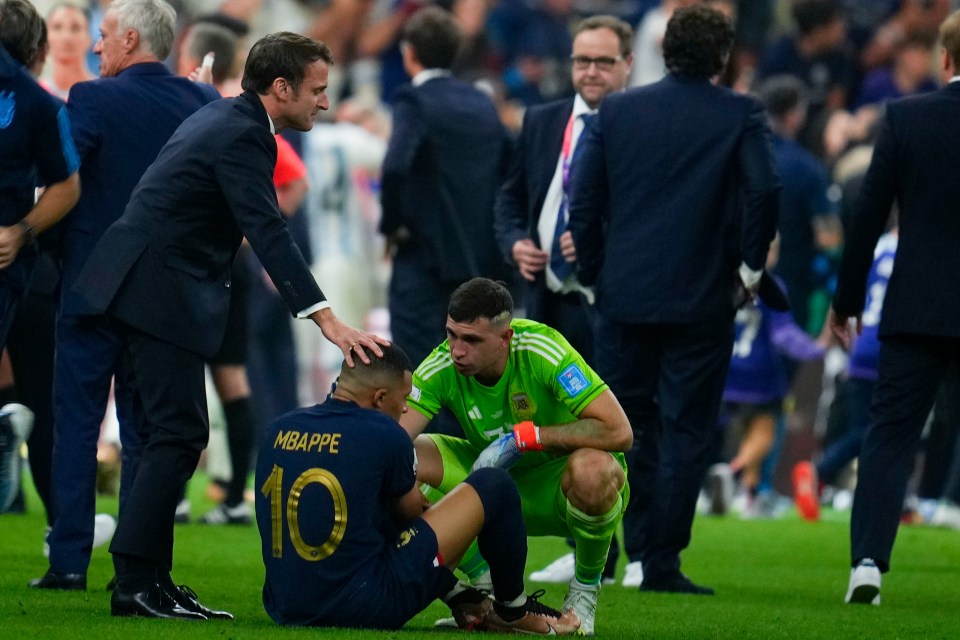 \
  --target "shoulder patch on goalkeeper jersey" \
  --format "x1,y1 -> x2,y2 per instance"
557,364 -> 591,397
